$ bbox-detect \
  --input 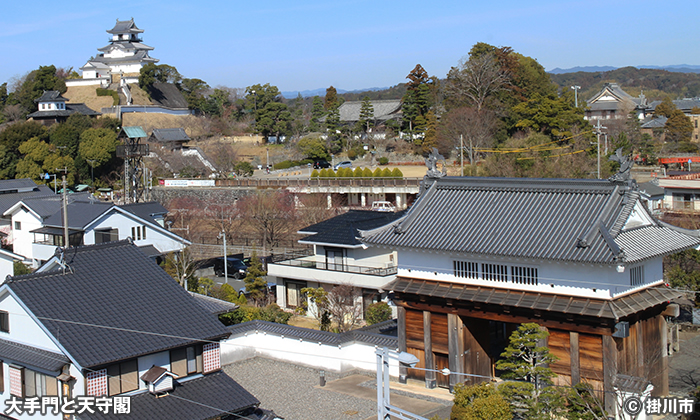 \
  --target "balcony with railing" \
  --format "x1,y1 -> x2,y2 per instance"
268,250 -> 397,288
